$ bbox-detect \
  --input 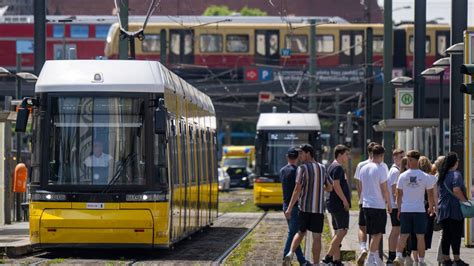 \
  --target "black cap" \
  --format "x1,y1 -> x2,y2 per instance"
299,143 -> 314,157
287,147 -> 301,158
